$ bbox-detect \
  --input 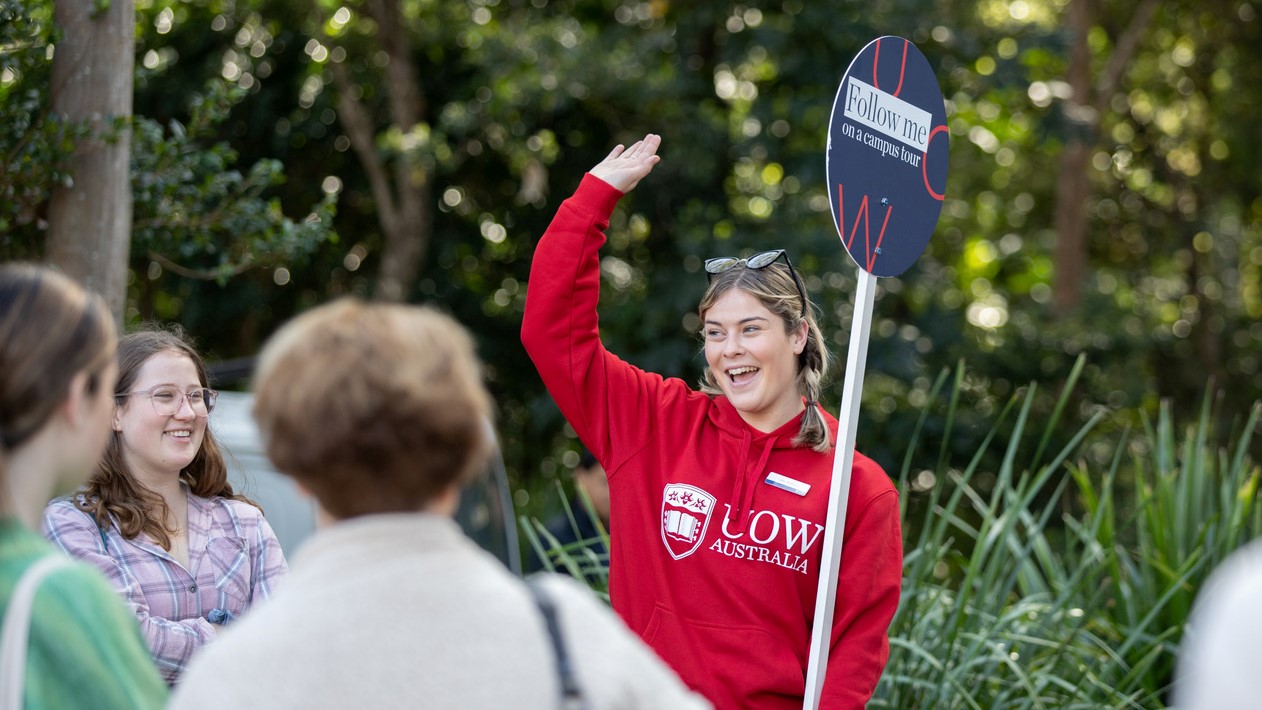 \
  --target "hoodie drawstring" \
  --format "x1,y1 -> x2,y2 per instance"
727,435 -> 778,535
